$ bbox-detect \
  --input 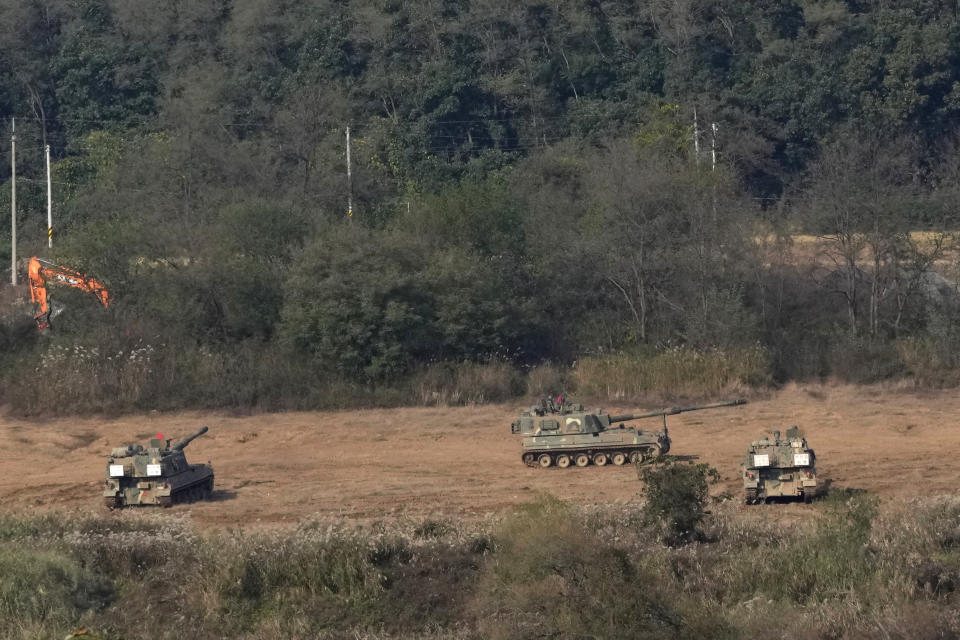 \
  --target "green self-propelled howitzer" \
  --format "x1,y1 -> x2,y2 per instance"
104,425 -> 214,508
742,426 -> 817,504
511,399 -> 746,468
